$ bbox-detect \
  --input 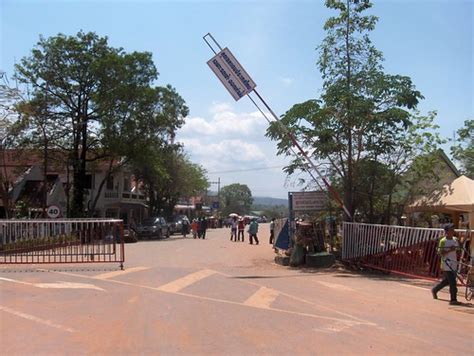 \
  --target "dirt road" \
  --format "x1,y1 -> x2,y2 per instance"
1,224 -> 472,355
